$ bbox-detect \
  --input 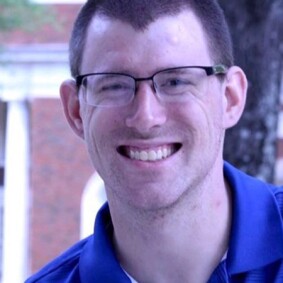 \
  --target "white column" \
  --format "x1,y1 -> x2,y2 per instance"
0,44 -> 69,283
2,100 -> 29,283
